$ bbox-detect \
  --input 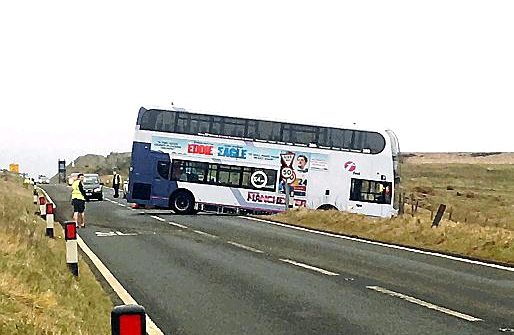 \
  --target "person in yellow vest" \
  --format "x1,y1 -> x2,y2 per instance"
71,173 -> 89,228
